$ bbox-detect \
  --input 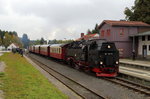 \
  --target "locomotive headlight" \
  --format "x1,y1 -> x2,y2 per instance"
116,61 -> 119,64
108,45 -> 111,48
100,61 -> 103,65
